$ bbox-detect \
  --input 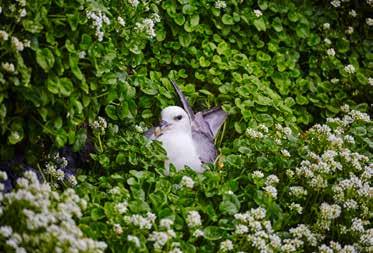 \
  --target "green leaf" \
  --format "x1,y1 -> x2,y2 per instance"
105,105 -> 119,120
336,38 -> 350,53
73,128 -> 87,151
69,53 -> 84,80
222,14 -> 234,25
190,14 -> 200,27
179,33 -> 192,47
36,48 -> 55,72
91,207 -> 105,221
296,23 -> 309,38
253,17 -> 266,31
203,226 -> 224,240
356,72 -> 368,85
59,78 -> 74,96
